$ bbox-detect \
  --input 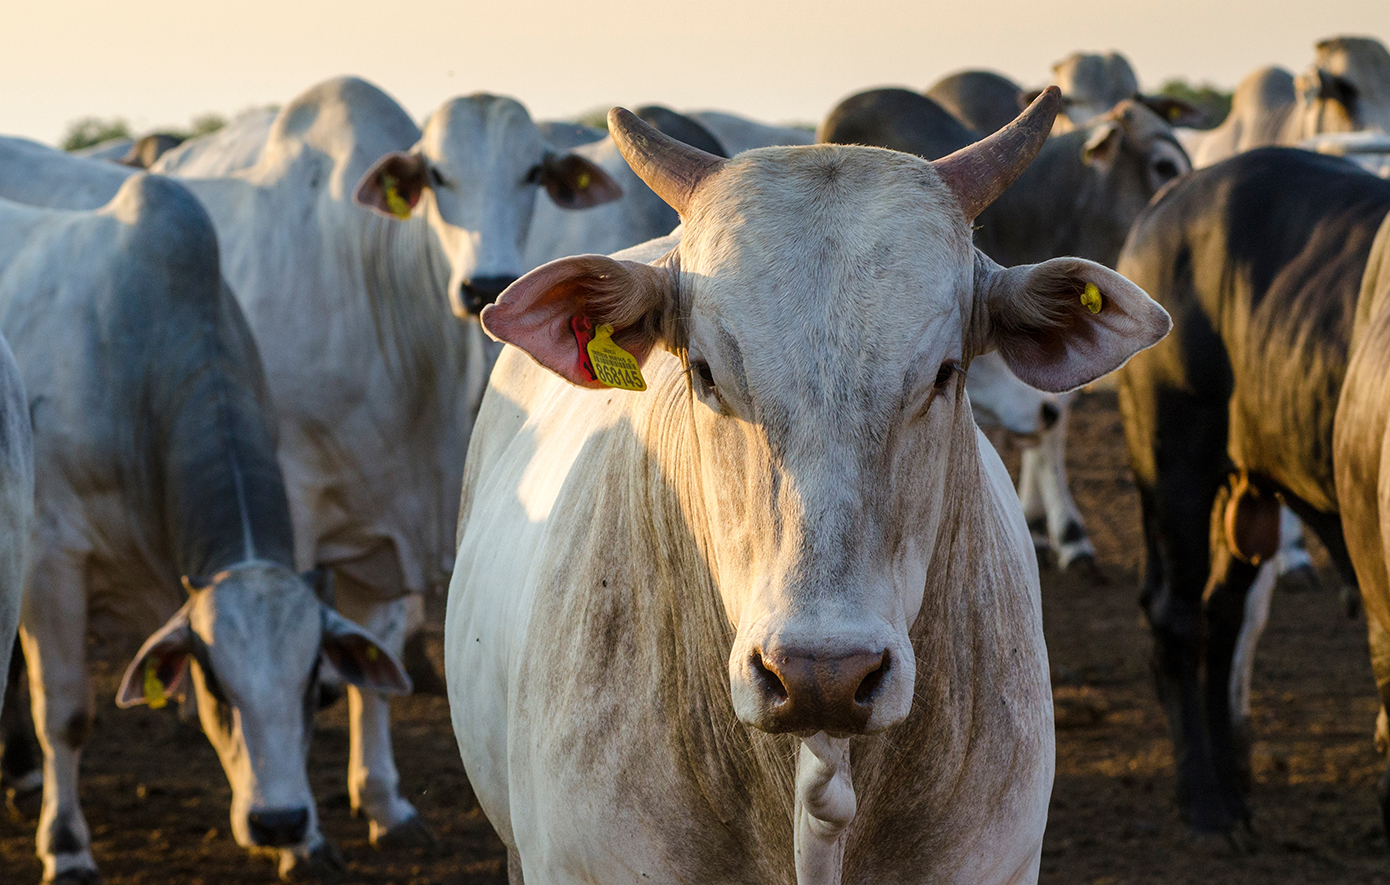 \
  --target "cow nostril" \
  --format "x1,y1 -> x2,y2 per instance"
1040,402 -> 1060,429
854,652 -> 889,704
248,807 -> 309,847
751,651 -> 788,702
